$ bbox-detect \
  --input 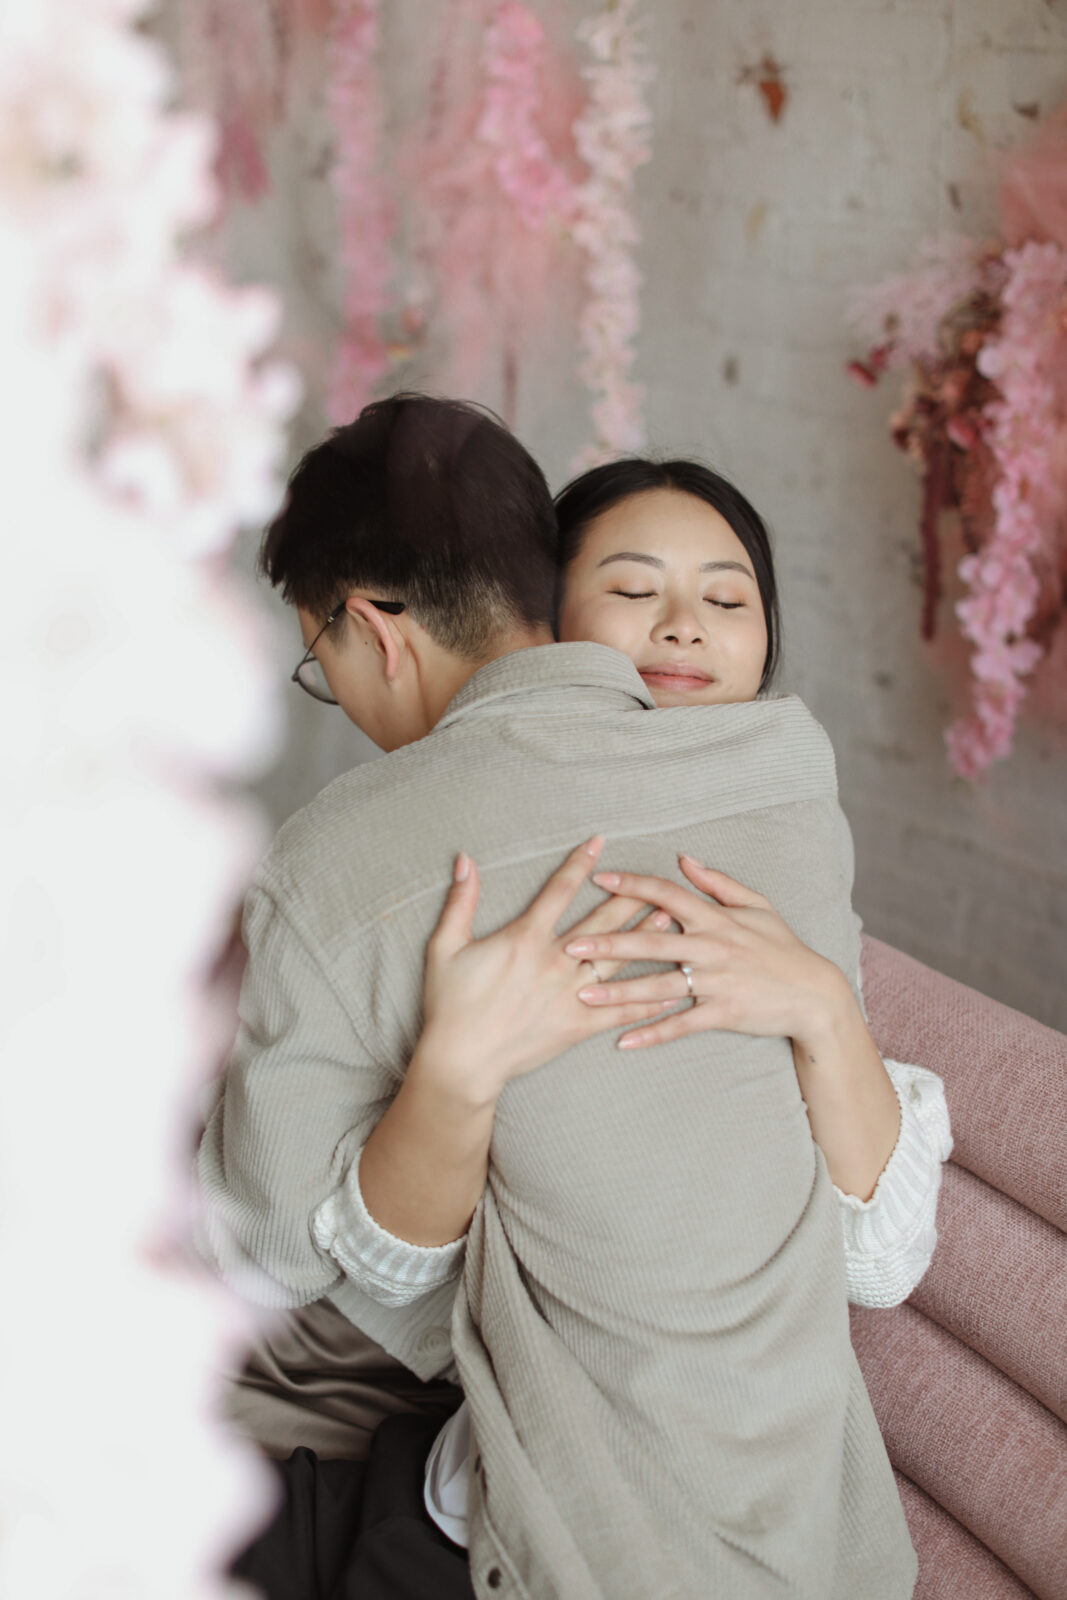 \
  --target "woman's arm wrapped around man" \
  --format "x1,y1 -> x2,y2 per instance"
317,847 -> 952,1315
